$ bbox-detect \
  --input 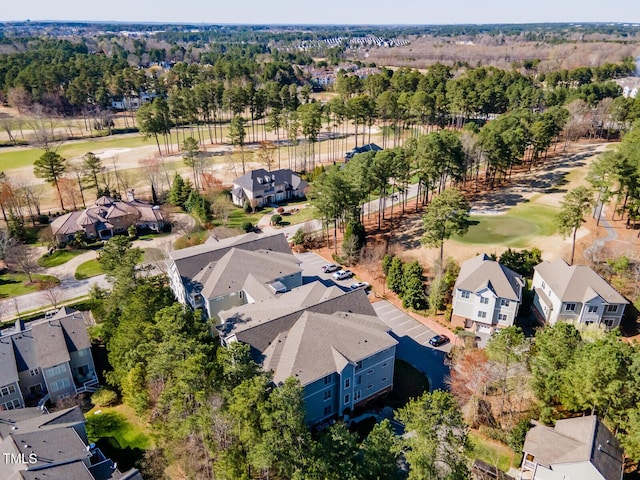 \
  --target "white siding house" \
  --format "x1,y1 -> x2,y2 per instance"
452,254 -> 524,335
